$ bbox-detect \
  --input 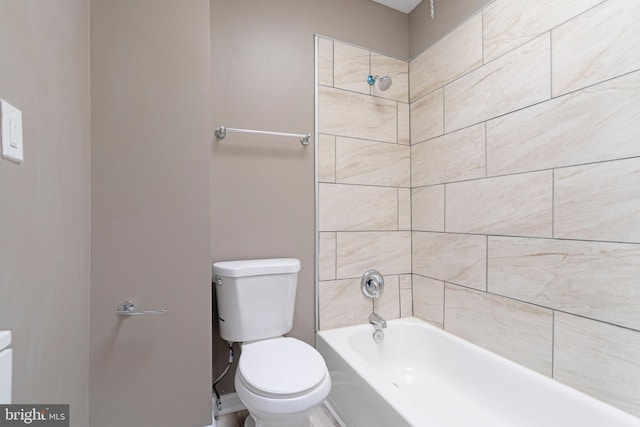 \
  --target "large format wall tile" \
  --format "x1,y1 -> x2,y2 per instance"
489,236 -> 640,331
399,274 -> 413,318
410,88 -> 443,144
444,284 -> 553,376
412,186 -> 444,232
398,102 -> 410,145
319,232 -> 336,281
411,123 -> 485,186
335,137 -> 410,187
412,232 -> 486,290
554,312 -> 640,416
333,42 -> 370,94
410,13 -> 483,102
336,231 -> 411,279
554,158 -> 640,243
483,0 -> 602,62
444,33 -> 551,133
413,275 -> 444,328
319,278 -> 372,330
374,275 -> 400,320
319,183 -> 398,231
487,71 -> 640,176
318,134 -> 336,182
318,37 -> 334,87
552,0 -> 640,96
319,86 -> 397,143
371,52 -> 409,102
446,171 -> 553,237
398,188 -> 411,230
